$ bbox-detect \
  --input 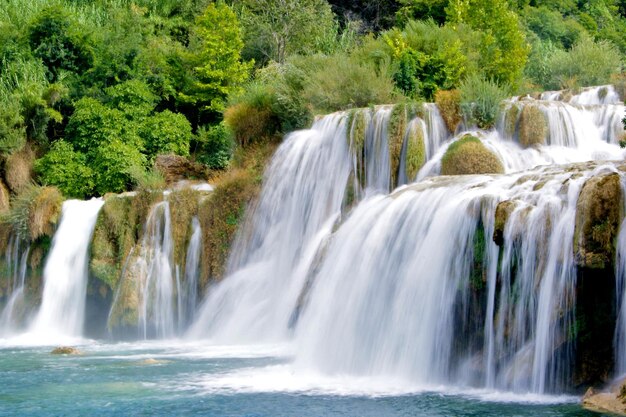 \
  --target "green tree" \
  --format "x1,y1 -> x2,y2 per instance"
28,5 -> 93,82
180,2 -> 251,120
447,0 -> 530,87
90,139 -> 146,195
34,140 -> 94,198
235,0 -> 338,64
141,110 -> 192,159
